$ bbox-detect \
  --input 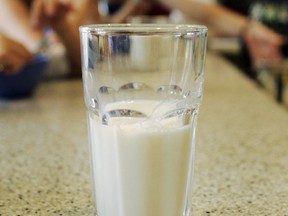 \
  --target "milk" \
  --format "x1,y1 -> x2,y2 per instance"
88,100 -> 196,216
